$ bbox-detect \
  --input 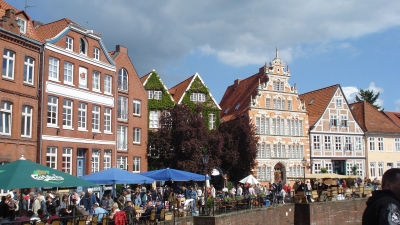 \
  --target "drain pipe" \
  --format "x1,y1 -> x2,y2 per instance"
39,45 -> 45,164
